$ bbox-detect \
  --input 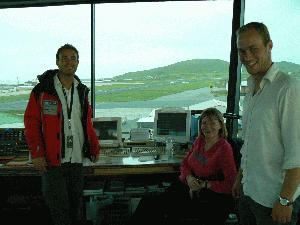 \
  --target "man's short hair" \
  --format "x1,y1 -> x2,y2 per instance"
236,22 -> 271,46
56,43 -> 79,60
